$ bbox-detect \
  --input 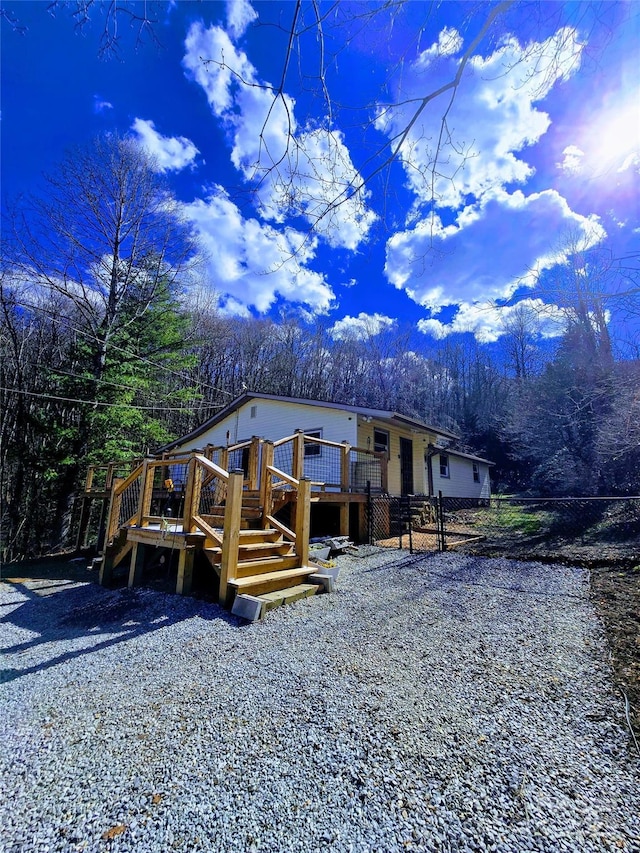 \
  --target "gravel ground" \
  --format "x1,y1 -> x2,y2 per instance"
1,549 -> 639,853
